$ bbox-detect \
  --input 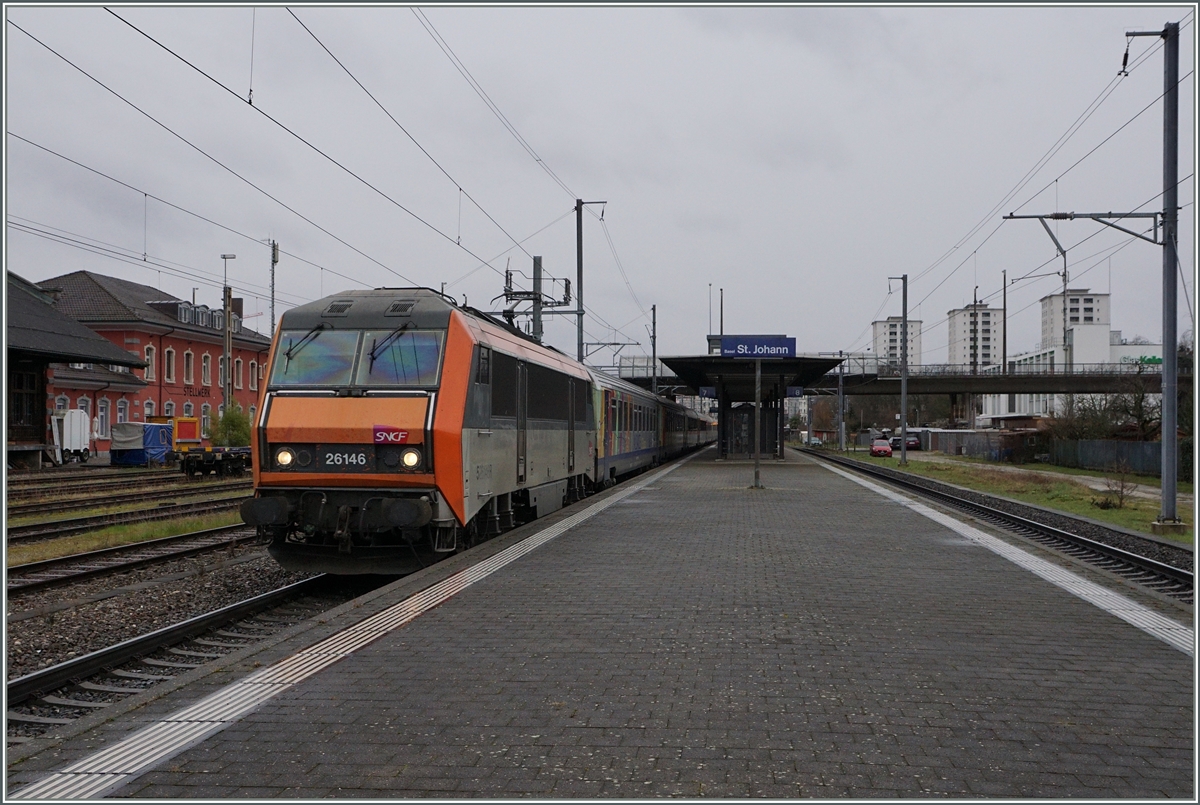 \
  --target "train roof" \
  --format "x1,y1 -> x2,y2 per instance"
278,288 -> 458,331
